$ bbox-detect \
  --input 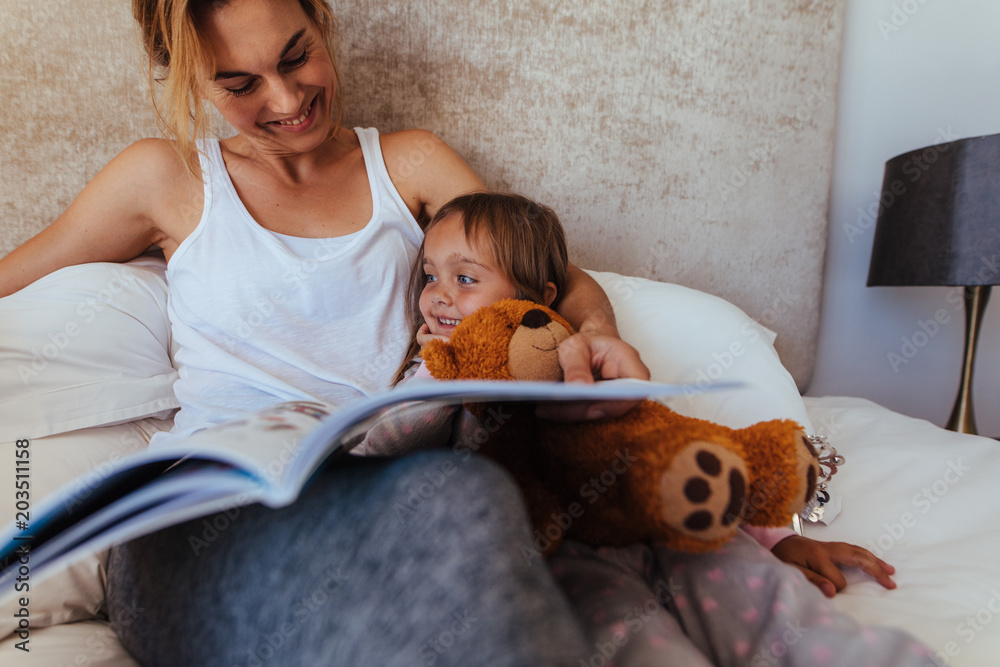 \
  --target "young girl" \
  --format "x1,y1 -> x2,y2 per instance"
356,191 -> 568,453
402,190 -> 568,382
363,191 -> 936,667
